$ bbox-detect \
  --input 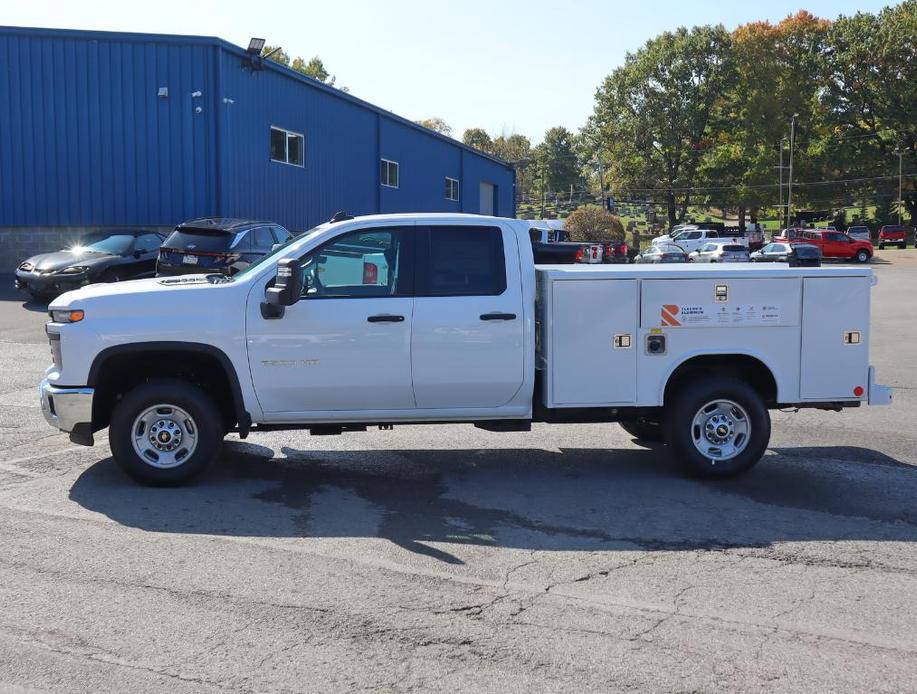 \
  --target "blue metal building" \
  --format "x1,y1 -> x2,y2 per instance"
0,26 -> 515,235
